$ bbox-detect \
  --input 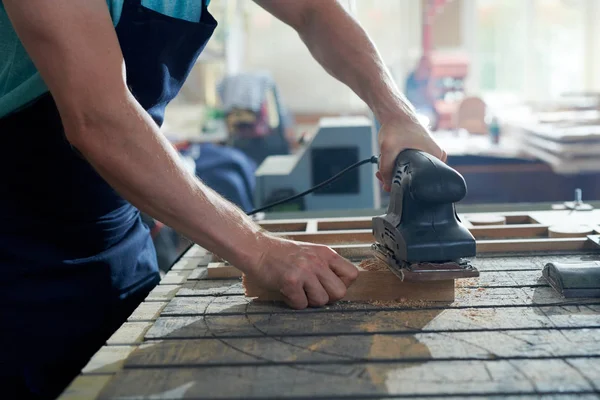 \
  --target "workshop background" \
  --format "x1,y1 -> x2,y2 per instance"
151,0 -> 600,270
